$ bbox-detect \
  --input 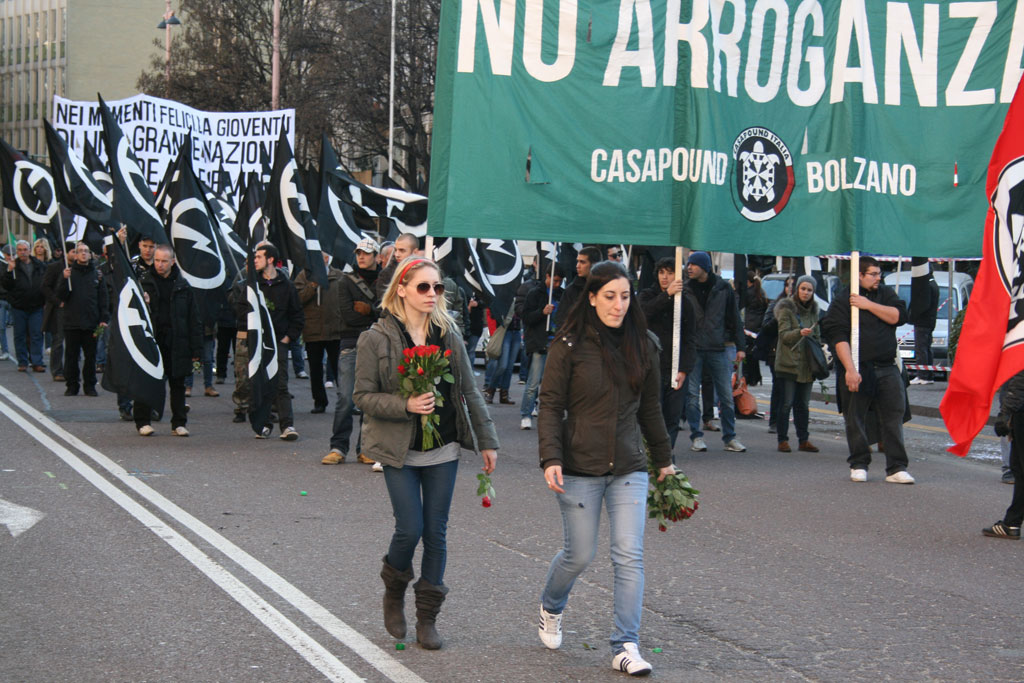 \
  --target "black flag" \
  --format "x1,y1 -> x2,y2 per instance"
263,130 -> 327,285
0,136 -> 58,227
245,239 -> 280,433
434,237 -> 496,311
164,140 -> 229,324
317,135 -> 372,264
97,94 -> 168,244
43,120 -> 115,226
474,239 -> 524,321
101,238 -> 166,417
909,257 -> 938,324
233,172 -> 266,246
